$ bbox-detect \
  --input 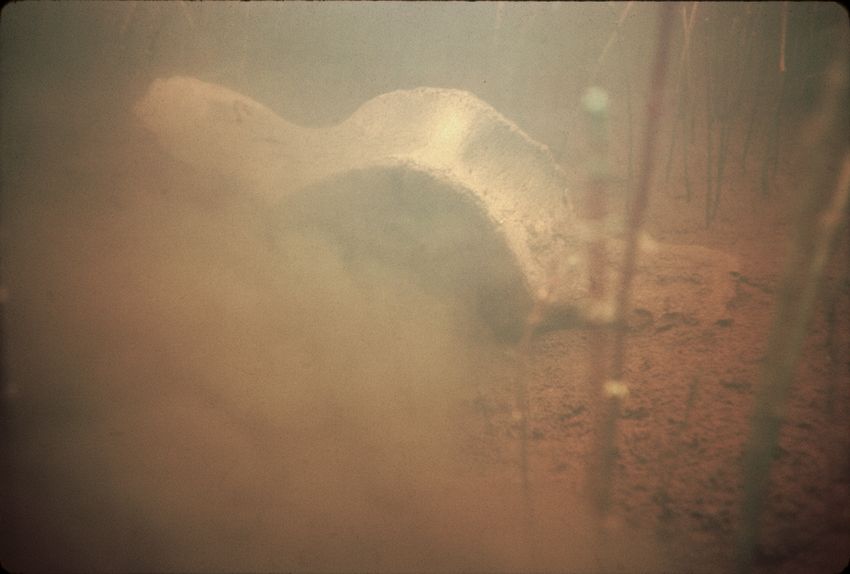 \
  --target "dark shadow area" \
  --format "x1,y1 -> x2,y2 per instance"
276,166 -> 534,342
